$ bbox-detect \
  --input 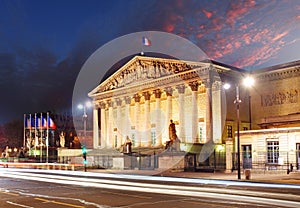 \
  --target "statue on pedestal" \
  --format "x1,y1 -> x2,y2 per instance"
165,119 -> 180,151
59,131 -> 65,147
123,136 -> 132,154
